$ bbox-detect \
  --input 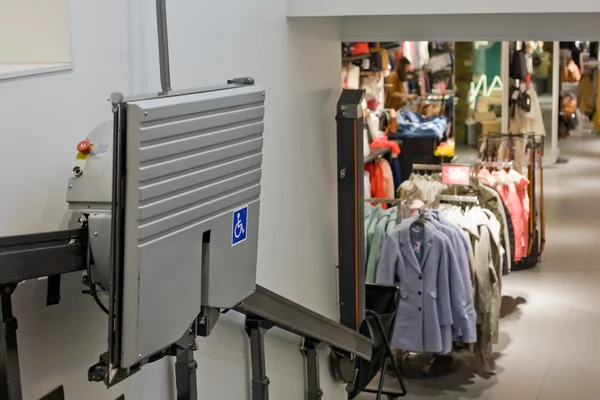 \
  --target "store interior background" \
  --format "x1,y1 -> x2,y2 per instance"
3,1 -> 600,399
345,38 -> 600,399
343,40 -> 600,167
